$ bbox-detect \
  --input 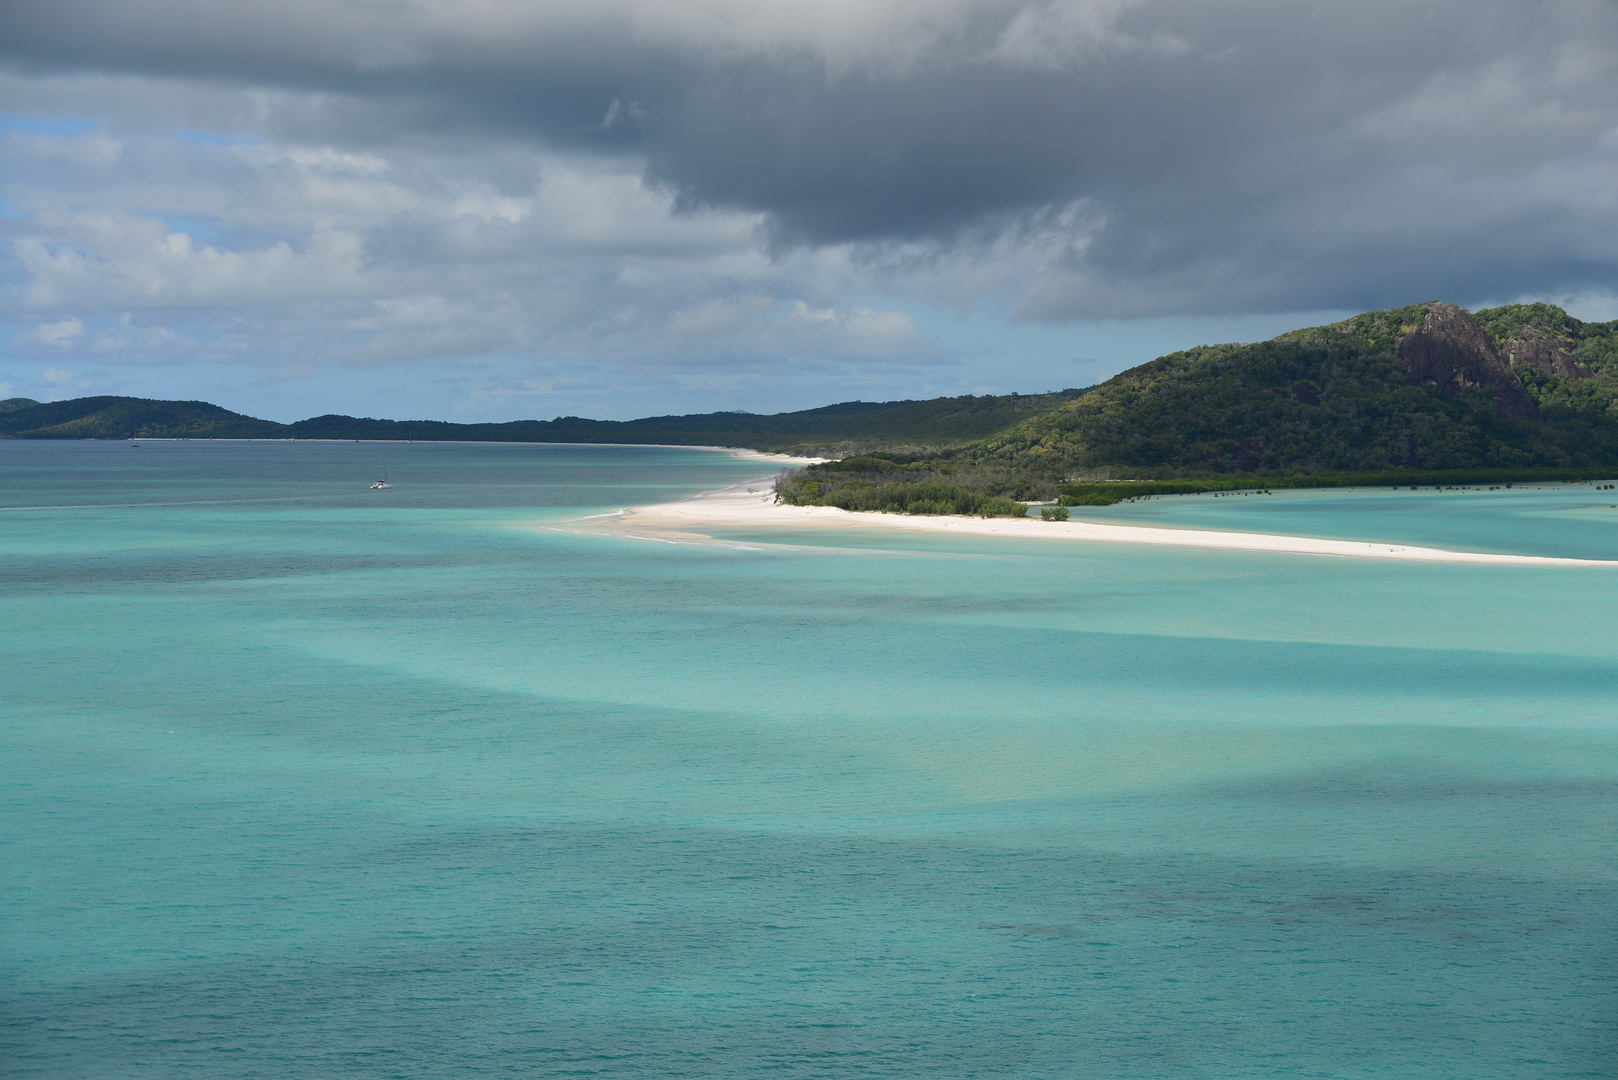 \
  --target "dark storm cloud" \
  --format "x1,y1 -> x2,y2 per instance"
2,0 -> 1617,317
